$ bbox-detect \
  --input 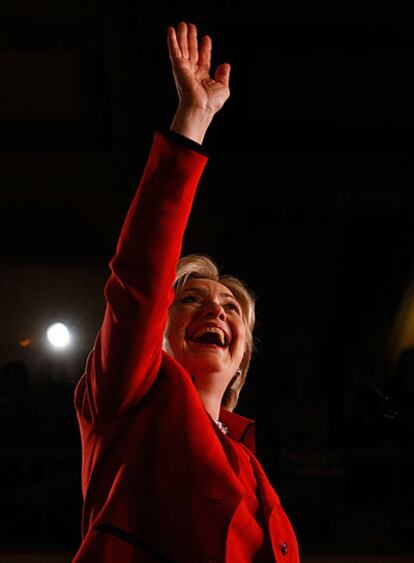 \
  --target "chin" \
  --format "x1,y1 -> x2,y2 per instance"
187,357 -> 228,376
